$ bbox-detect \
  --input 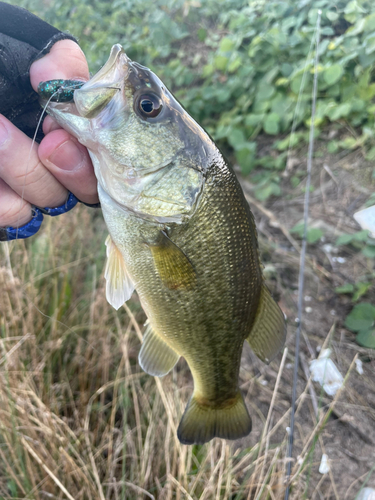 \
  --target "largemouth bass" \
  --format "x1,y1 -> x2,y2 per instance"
39,44 -> 286,445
